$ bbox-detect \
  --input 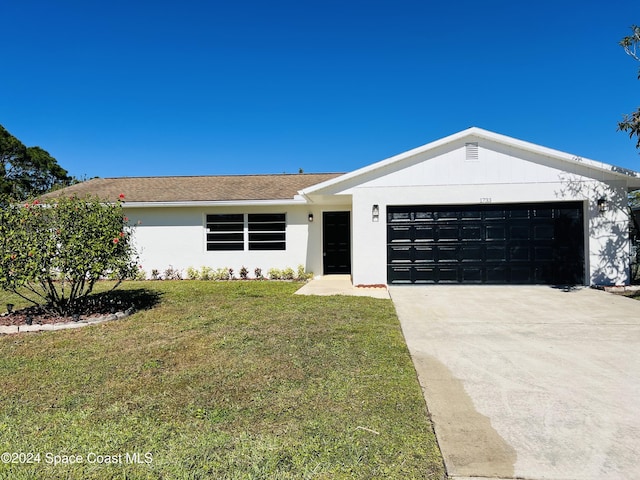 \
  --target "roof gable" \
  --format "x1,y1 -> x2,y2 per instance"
301,127 -> 640,195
